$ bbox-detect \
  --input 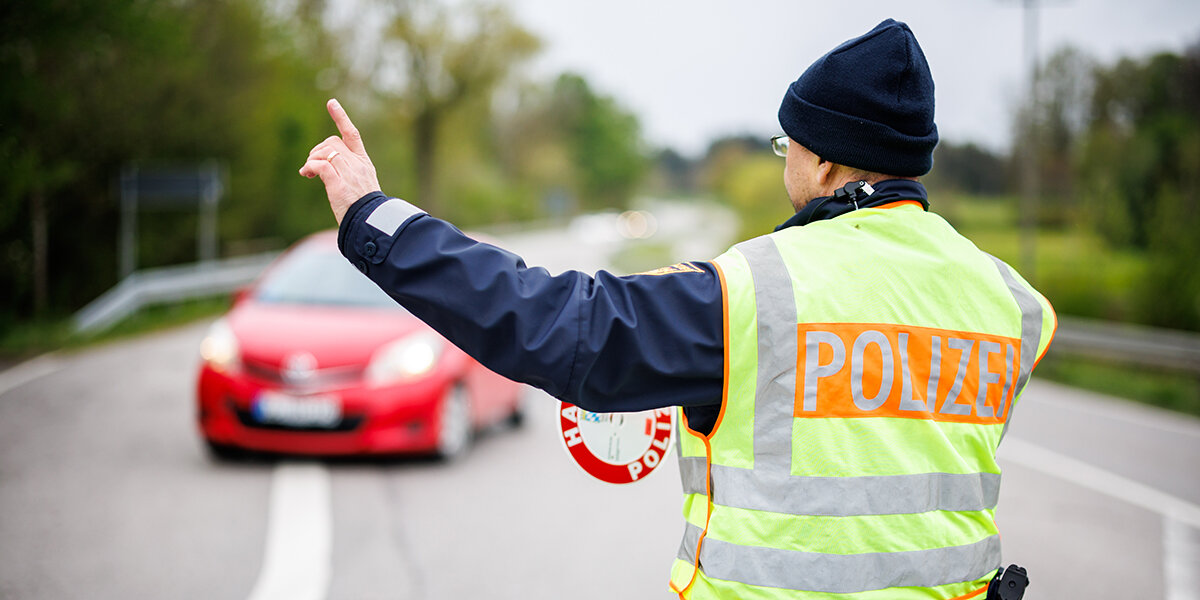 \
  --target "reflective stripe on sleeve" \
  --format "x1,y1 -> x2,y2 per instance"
684,522 -> 1001,594
365,197 -> 424,235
